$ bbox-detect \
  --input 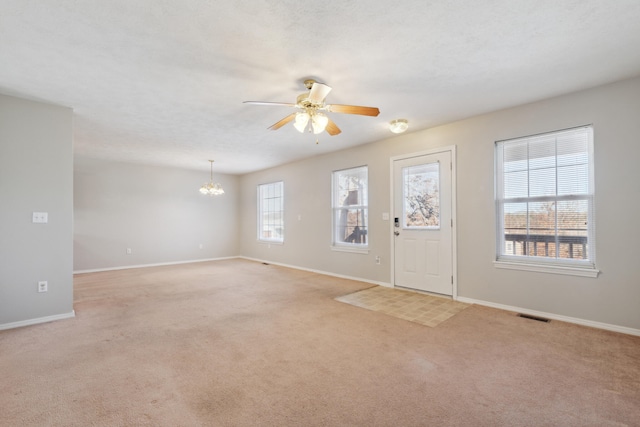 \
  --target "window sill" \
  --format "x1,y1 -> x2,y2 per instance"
257,240 -> 283,245
331,246 -> 369,255
494,260 -> 599,278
